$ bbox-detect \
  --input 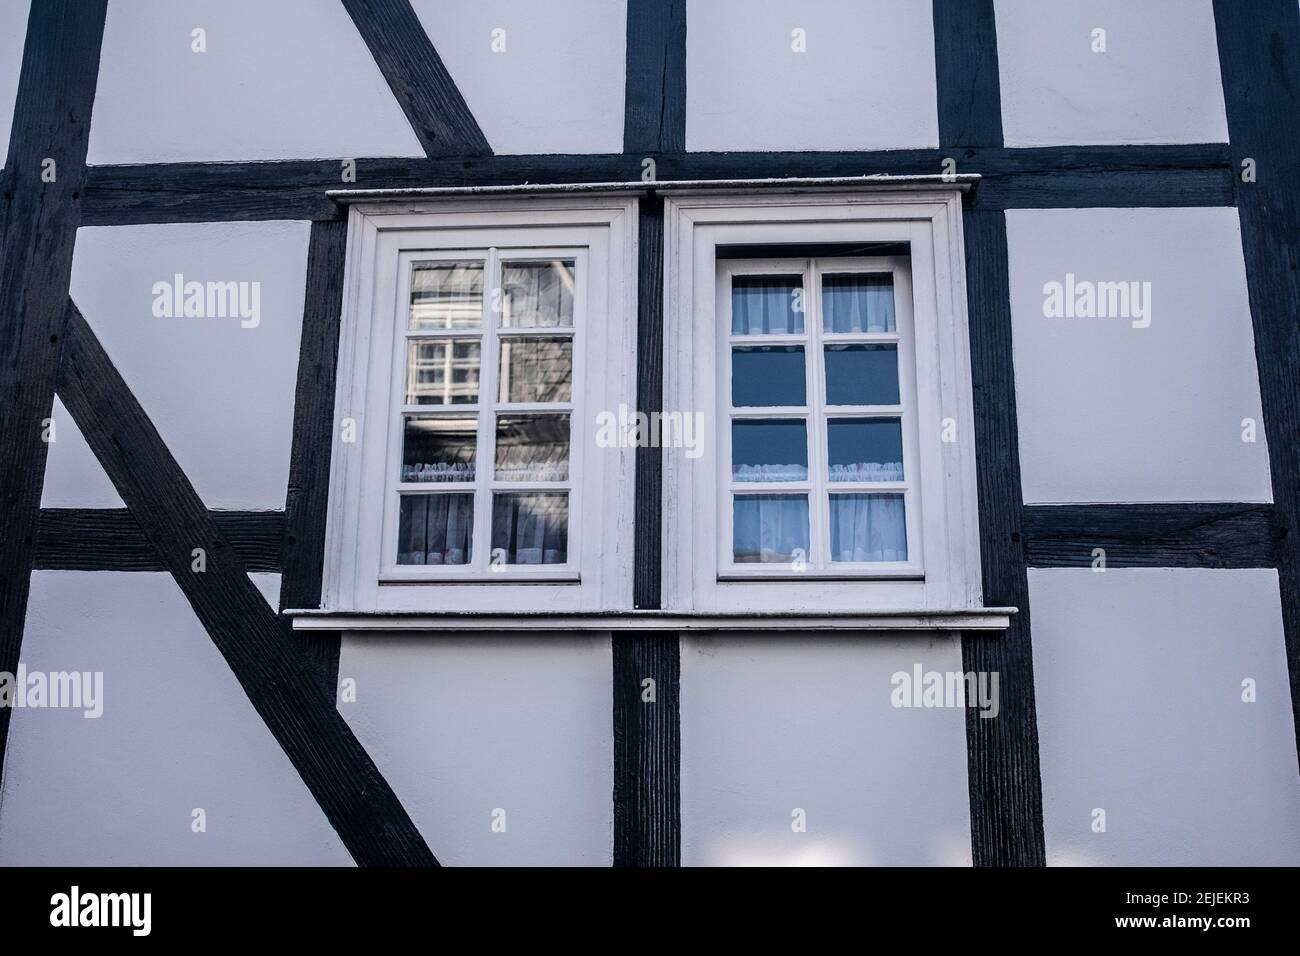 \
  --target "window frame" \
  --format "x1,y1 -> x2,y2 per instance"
662,188 -> 983,615
323,197 -> 637,614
